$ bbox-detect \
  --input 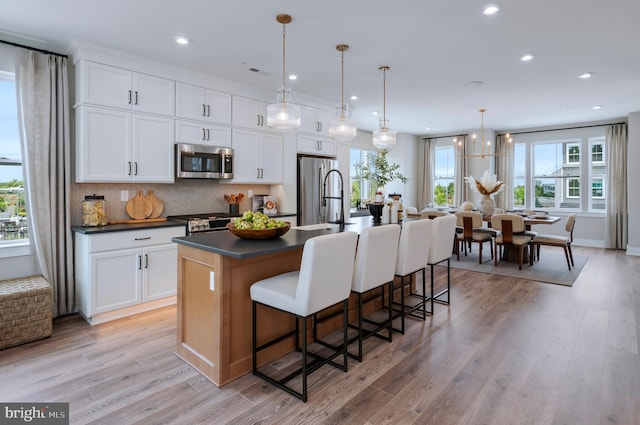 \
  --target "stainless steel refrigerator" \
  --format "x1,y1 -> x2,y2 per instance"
297,156 -> 340,225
